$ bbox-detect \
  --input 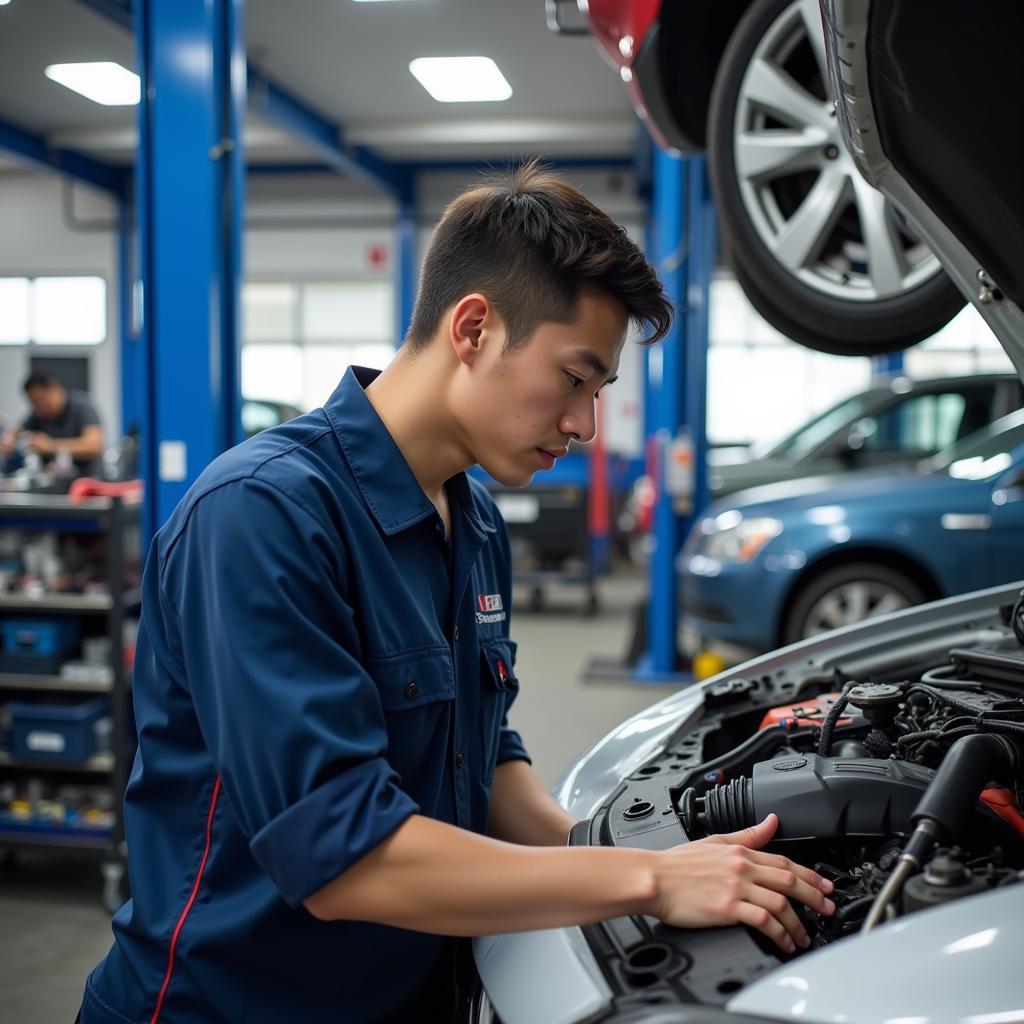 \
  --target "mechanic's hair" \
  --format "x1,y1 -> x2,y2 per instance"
405,160 -> 673,353
23,372 -> 59,392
